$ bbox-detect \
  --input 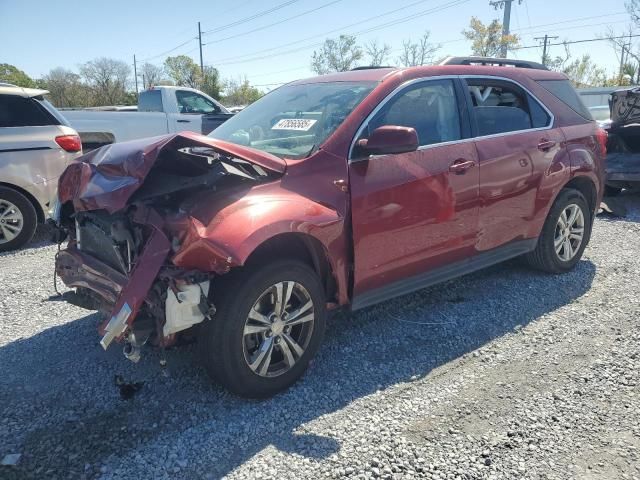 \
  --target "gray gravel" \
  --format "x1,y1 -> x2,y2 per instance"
1,196 -> 640,480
